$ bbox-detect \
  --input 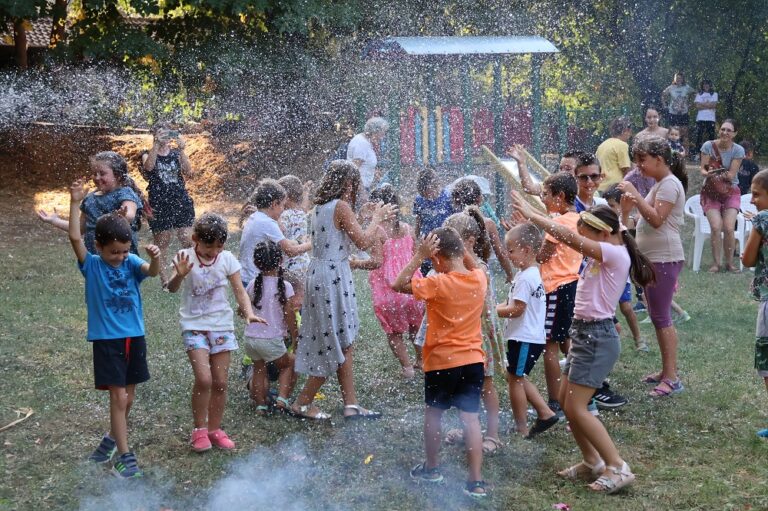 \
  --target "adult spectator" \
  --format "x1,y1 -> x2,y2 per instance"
661,72 -> 696,152
699,119 -> 745,273
346,117 -> 389,198
141,124 -> 195,286
694,79 -> 718,157
596,117 -> 632,191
